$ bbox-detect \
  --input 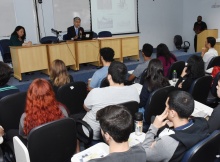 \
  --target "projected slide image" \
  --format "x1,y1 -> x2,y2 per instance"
97,0 -> 112,10
97,17 -> 113,29
118,0 -> 128,10
117,20 -> 131,29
